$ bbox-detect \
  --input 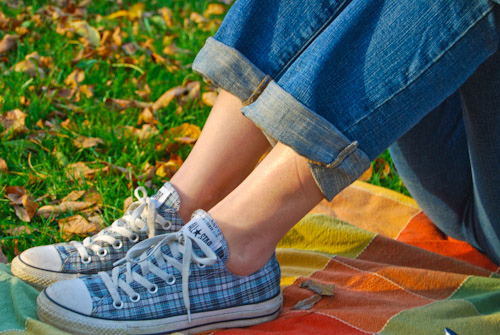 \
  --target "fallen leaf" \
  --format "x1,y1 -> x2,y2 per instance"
64,68 -> 85,89
5,186 -> 39,222
162,43 -> 180,56
107,10 -> 129,20
292,294 -> 322,310
0,157 -> 8,173
73,135 -> 104,149
201,91 -> 217,107
68,20 -> 100,47
159,7 -> 173,27
168,123 -> 201,144
0,34 -> 18,55
82,189 -> 103,206
4,225 -> 36,236
0,247 -> 7,264
87,214 -> 105,228
123,124 -> 159,140
58,215 -> 98,239
106,98 -> 153,110
155,154 -> 183,178
14,59 -> 45,77
300,280 -> 335,296
204,3 -> 226,17
375,158 -> 391,179
66,162 -> 99,181
37,201 -> 95,219
152,86 -> 187,111
137,108 -> 157,125
79,84 -> 94,98
185,81 -> 201,101
128,3 -> 145,20
61,190 -> 86,203
190,12 -> 208,24
358,164 -> 373,182
123,196 -> 134,211
111,27 -> 122,46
